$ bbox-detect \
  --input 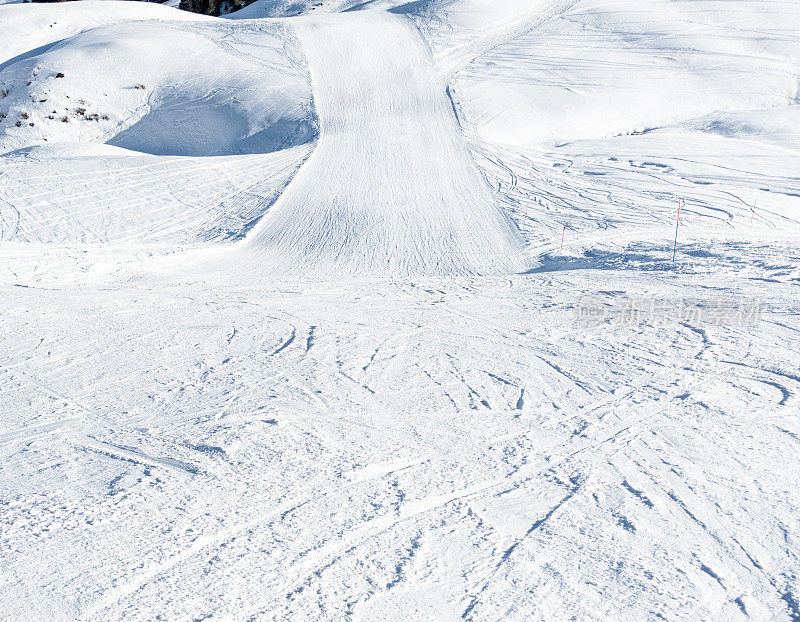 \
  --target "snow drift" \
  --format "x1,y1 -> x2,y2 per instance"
0,19 -> 315,156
